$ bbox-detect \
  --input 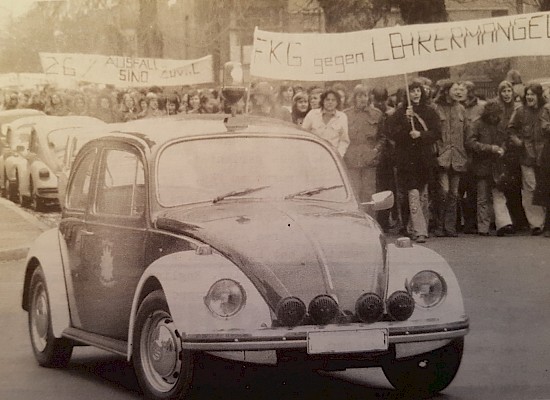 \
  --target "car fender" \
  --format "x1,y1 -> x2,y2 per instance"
127,249 -> 272,360
386,243 -> 466,322
5,155 -> 26,182
22,229 -> 70,338
29,160 -> 57,191
15,160 -> 29,197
